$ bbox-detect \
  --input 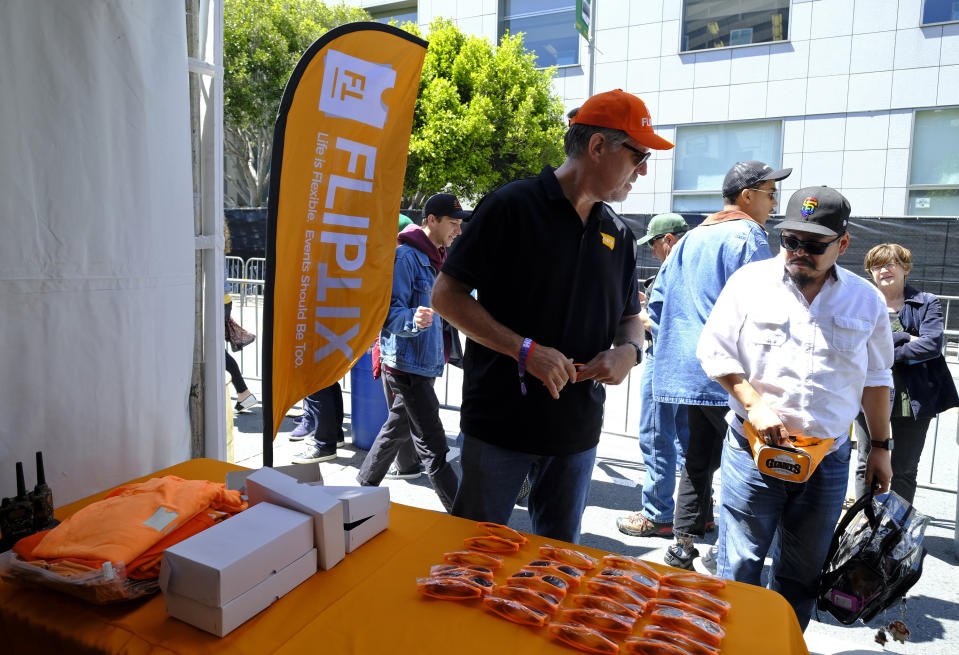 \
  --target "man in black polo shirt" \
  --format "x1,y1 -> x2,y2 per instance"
431,89 -> 674,542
